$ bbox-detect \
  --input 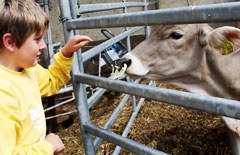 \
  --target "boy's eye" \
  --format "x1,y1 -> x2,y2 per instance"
35,37 -> 42,41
